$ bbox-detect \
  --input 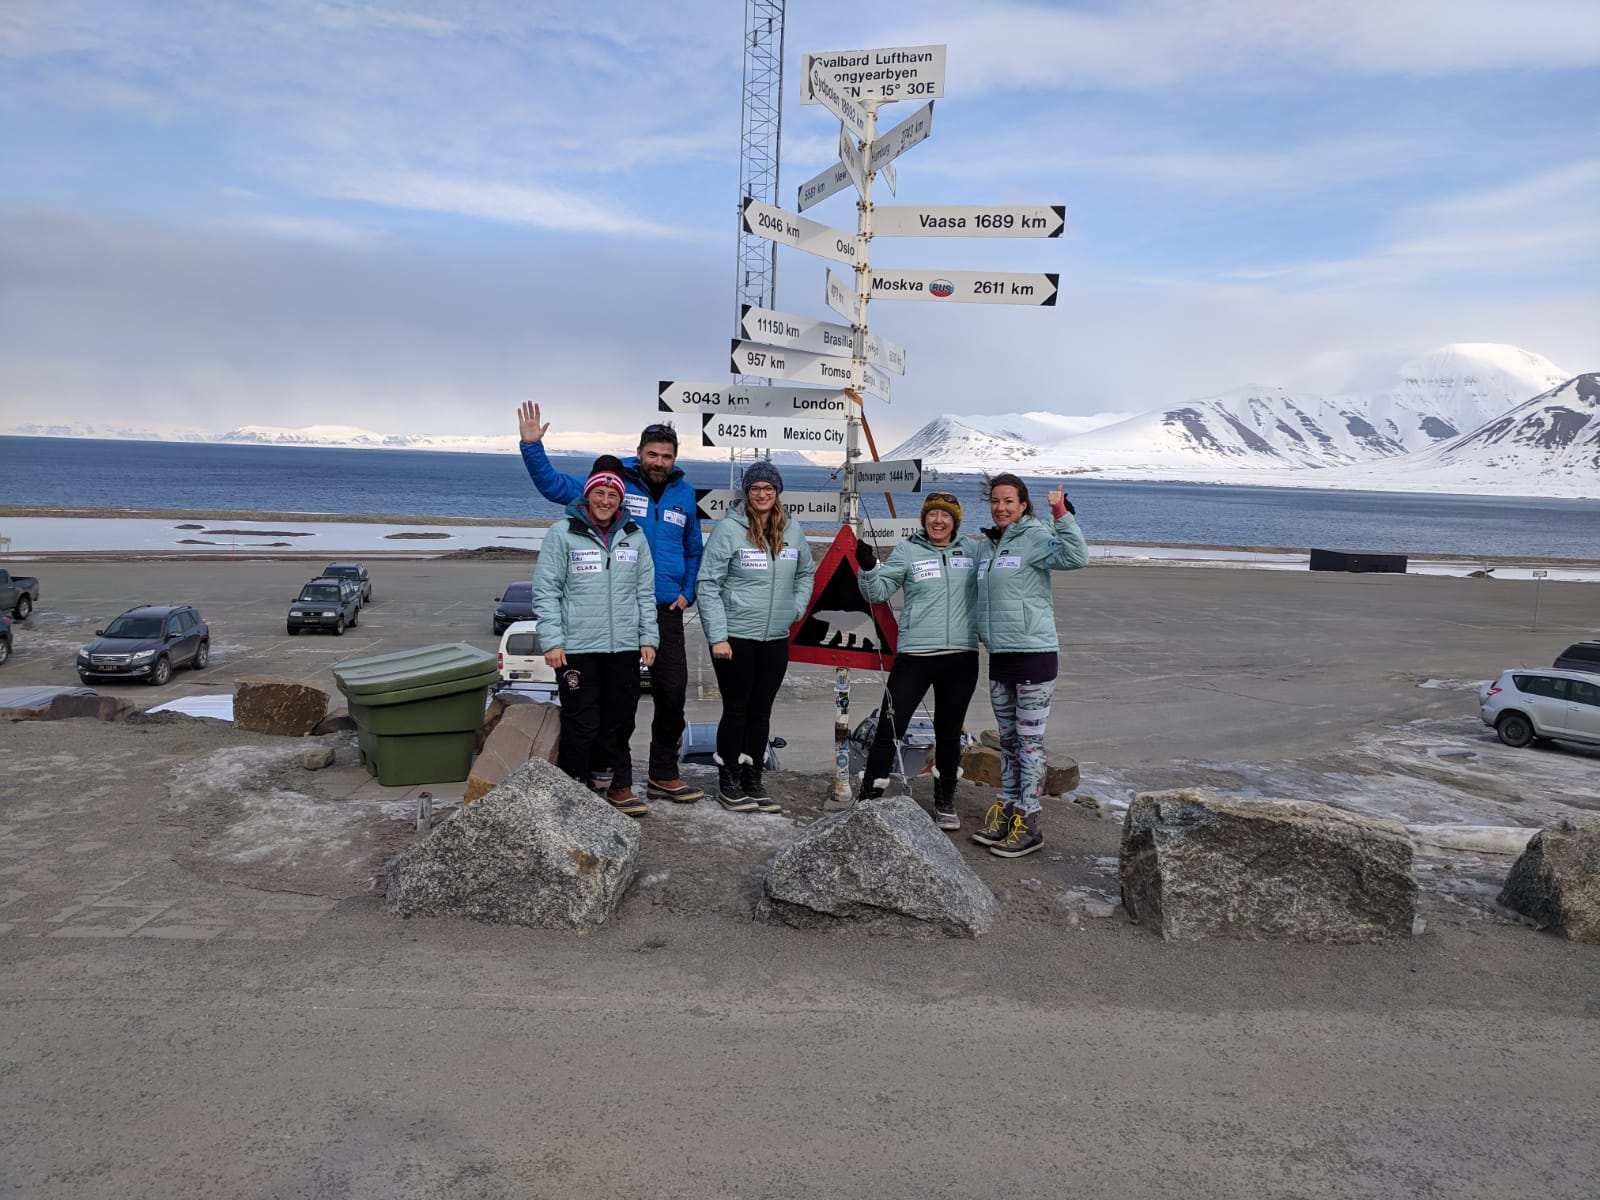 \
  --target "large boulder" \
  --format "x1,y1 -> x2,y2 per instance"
0,688 -> 134,723
385,756 -> 638,933
465,700 -> 561,803
1498,820 -> 1600,943
233,676 -> 329,736
757,795 -> 999,937
1119,789 -> 1416,943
